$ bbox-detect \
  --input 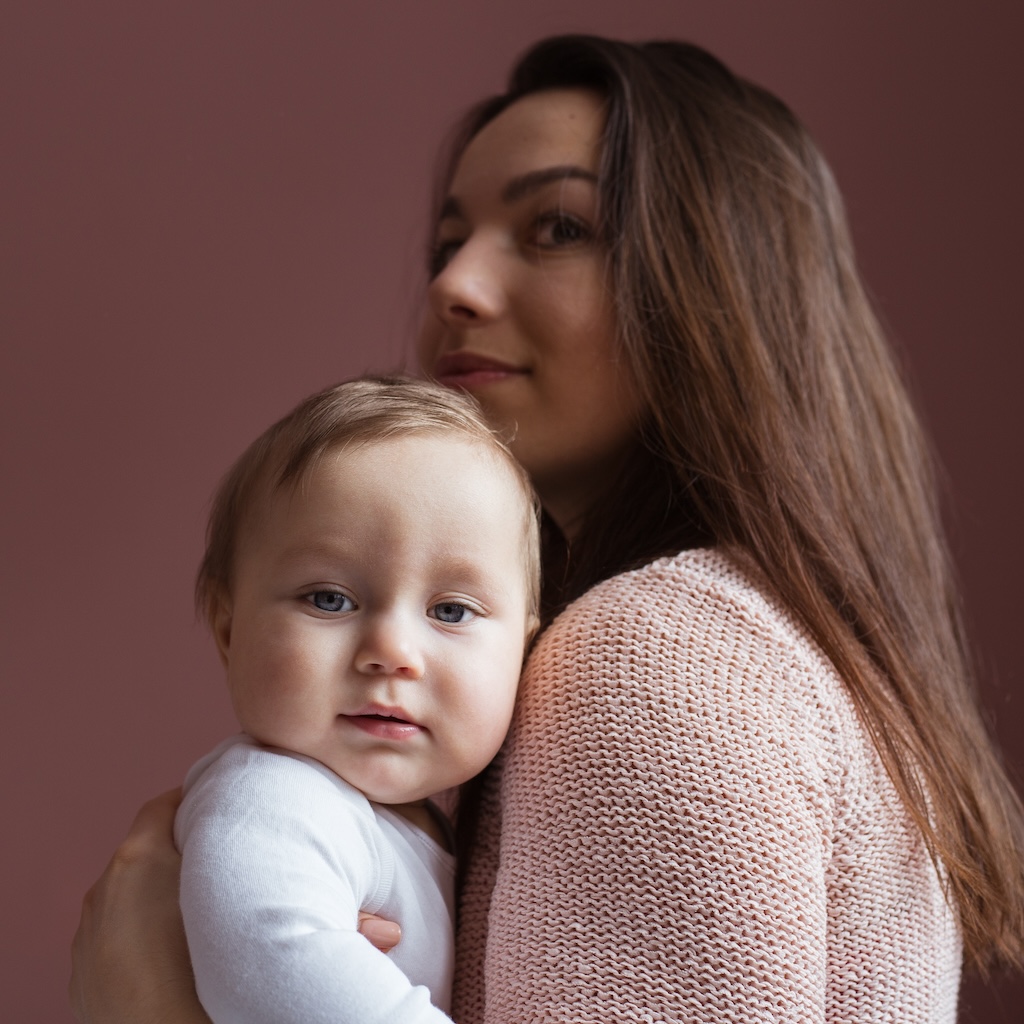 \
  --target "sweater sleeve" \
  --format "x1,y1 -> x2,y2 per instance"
176,743 -> 454,1024
456,552 -> 843,1023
